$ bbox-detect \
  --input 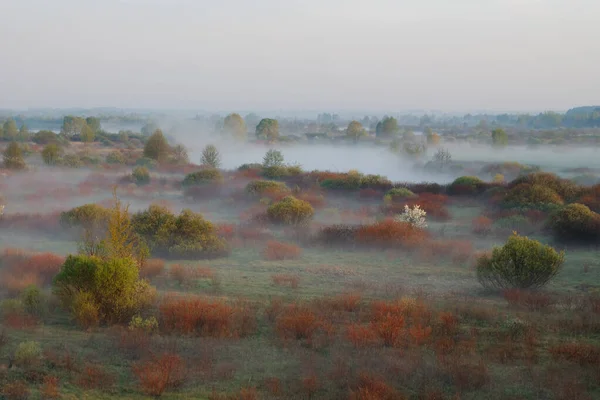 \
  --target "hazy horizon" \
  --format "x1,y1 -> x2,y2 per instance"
1,0 -> 599,112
